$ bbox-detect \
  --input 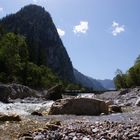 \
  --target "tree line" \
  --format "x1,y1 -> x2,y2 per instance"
114,55 -> 140,89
